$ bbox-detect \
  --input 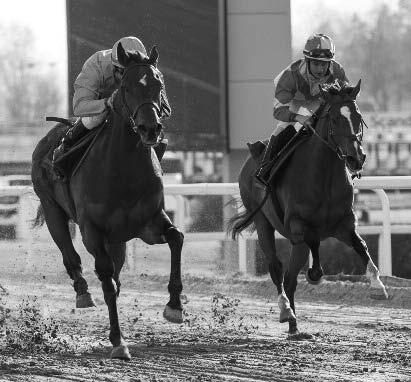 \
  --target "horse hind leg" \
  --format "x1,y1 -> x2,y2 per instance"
253,212 -> 295,325
284,243 -> 309,336
106,242 -> 126,297
41,199 -> 95,308
304,232 -> 323,285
